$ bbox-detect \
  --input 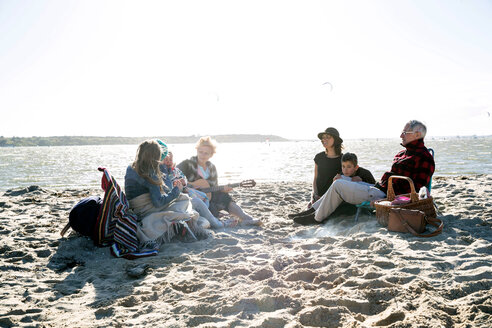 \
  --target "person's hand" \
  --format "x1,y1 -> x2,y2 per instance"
179,178 -> 187,186
223,186 -> 233,193
351,176 -> 362,182
333,174 -> 341,181
174,180 -> 184,192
